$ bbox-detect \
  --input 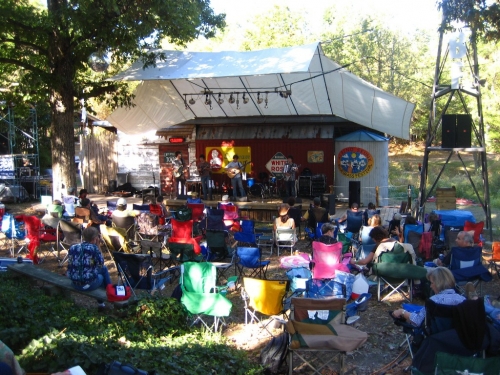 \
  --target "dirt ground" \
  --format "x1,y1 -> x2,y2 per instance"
3,200 -> 500,375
